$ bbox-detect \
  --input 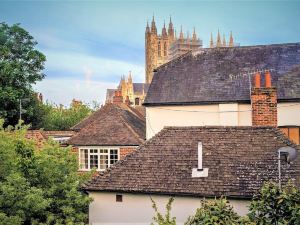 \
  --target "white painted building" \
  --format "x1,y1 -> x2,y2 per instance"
144,43 -> 300,143
85,127 -> 299,225
146,102 -> 300,139
85,43 -> 300,224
